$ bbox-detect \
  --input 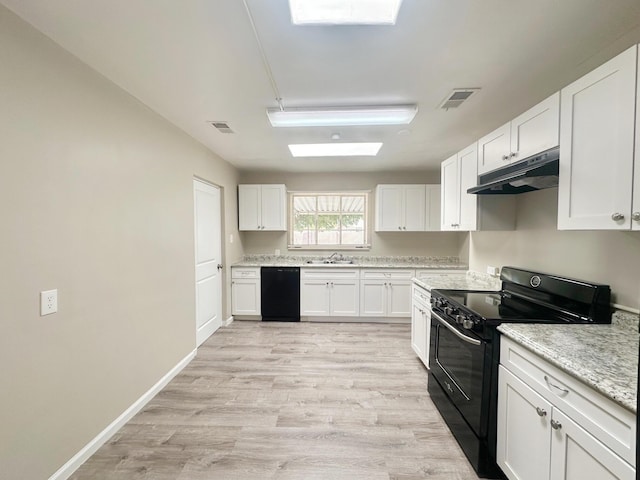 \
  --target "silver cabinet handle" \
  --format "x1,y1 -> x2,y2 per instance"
502,154 -> 510,161
510,152 -> 517,158
432,311 -> 481,346
611,213 -> 625,221
632,212 -> 640,221
403,226 -> 407,230
550,419 -> 562,430
398,226 -> 402,230
535,407 -> 547,417
544,375 -> 569,394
